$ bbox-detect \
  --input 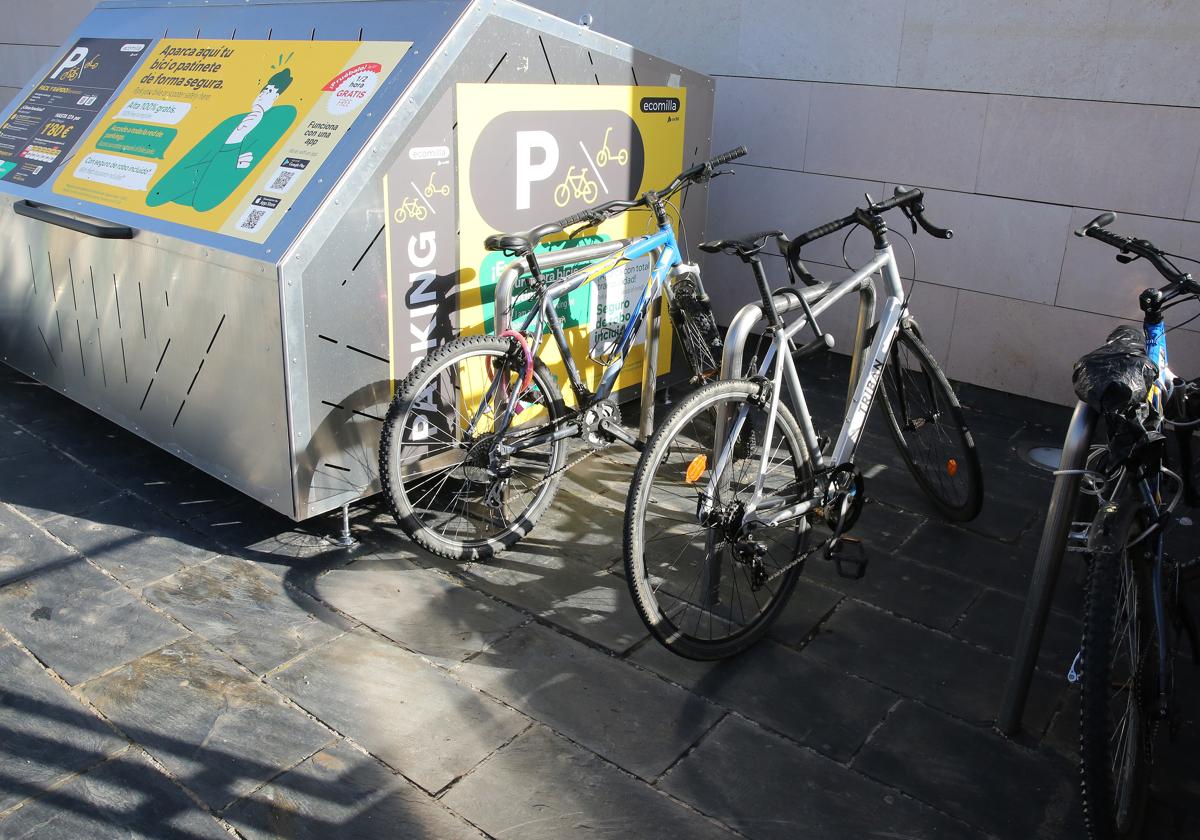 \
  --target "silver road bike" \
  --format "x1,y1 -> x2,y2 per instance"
624,187 -> 983,659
